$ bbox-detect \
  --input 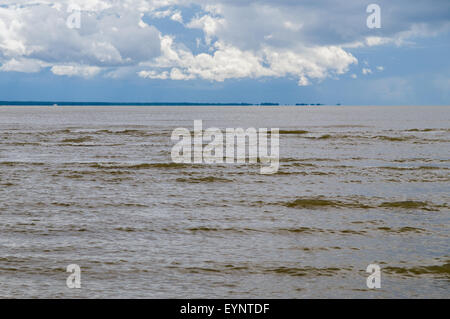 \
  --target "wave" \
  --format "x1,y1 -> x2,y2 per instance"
375,135 -> 414,142
0,161 -> 45,166
385,261 -> 450,278
271,171 -> 334,176
93,129 -> 155,137
405,128 -> 449,132
187,227 -> 255,234
278,132 -> 449,143
317,134 -> 333,140
61,136 -> 93,143
18,129 -> 73,136
379,201 -> 429,209
2,142 -> 42,146
264,266 -> 345,277
282,197 -> 373,209
114,226 -> 153,232
176,176 -> 233,183
375,135 -> 449,143
278,227 -> 325,234
177,264 -> 351,277
89,162 -> 189,169
283,198 -> 339,209
279,130 -> 309,135
278,225 -> 425,236
303,134 -> 334,140
379,201 -> 448,211
280,157 -> 339,163
0,182 -> 15,187
376,226 -> 427,234
377,166 -> 444,171
105,203 -> 149,208
318,125 -> 369,128
280,197 -> 445,211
